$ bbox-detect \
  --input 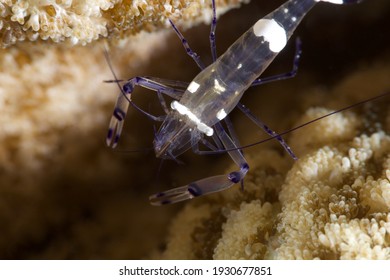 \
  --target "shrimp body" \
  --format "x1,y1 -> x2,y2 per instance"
154,0 -> 350,159
106,0 -> 362,205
